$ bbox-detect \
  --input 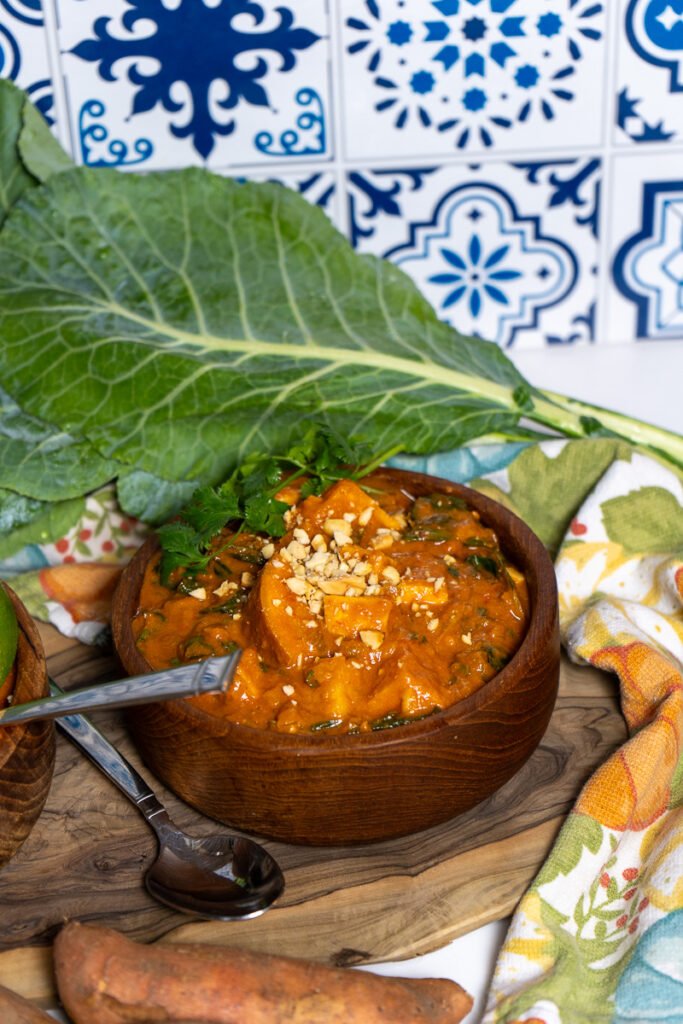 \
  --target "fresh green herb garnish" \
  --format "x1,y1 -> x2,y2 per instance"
485,646 -> 510,672
310,718 -> 343,732
157,426 -> 401,583
428,494 -> 468,510
446,565 -> 461,579
304,670 -> 319,688
465,553 -> 500,577
370,706 -> 441,731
